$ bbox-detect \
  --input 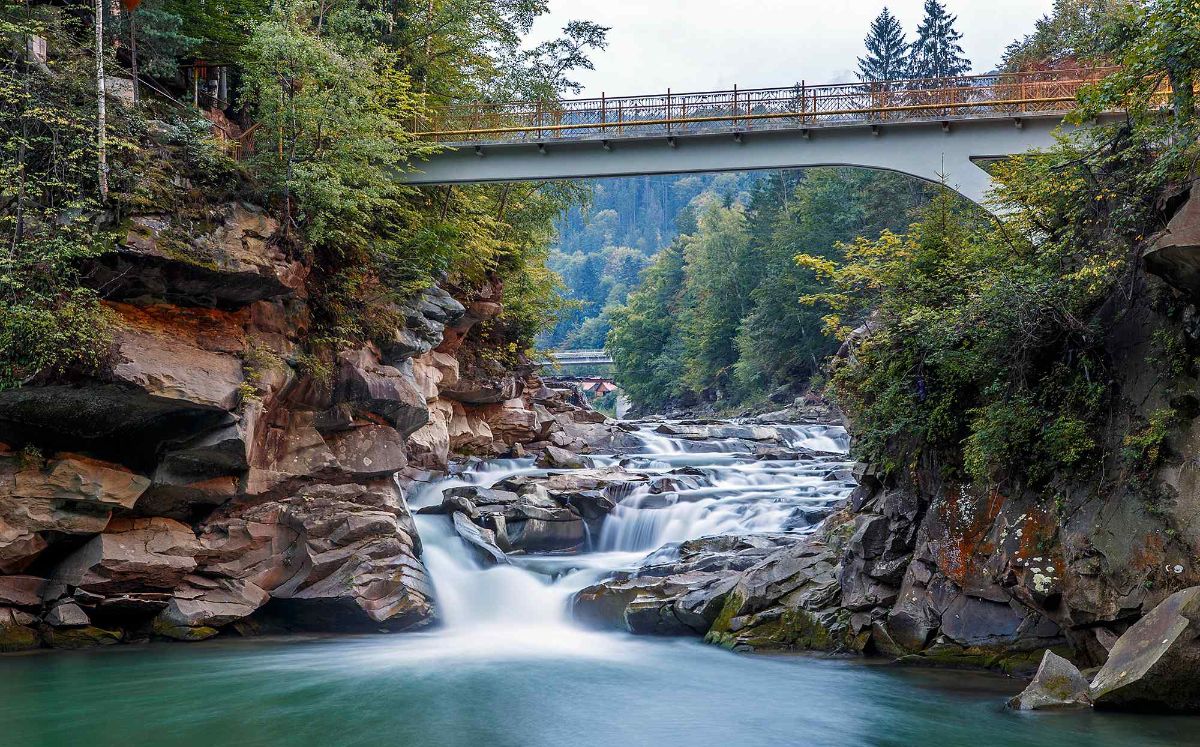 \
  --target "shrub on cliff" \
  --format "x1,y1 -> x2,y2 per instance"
800,0 -> 1200,484
800,125 -> 1188,482
1,4 -> 239,389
